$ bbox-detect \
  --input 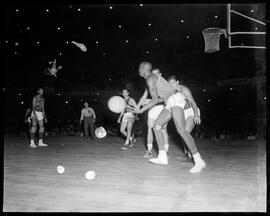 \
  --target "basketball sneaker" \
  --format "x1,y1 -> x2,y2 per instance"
149,150 -> 168,165
30,143 -> 37,148
121,144 -> 129,150
38,140 -> 48,147
129,136 -> 136,148
144,150 -> 152,157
